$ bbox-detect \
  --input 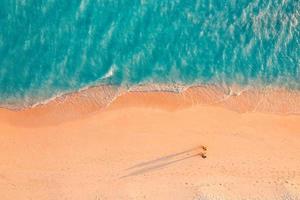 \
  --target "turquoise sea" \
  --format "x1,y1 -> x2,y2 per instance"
0,0 -> 299,108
